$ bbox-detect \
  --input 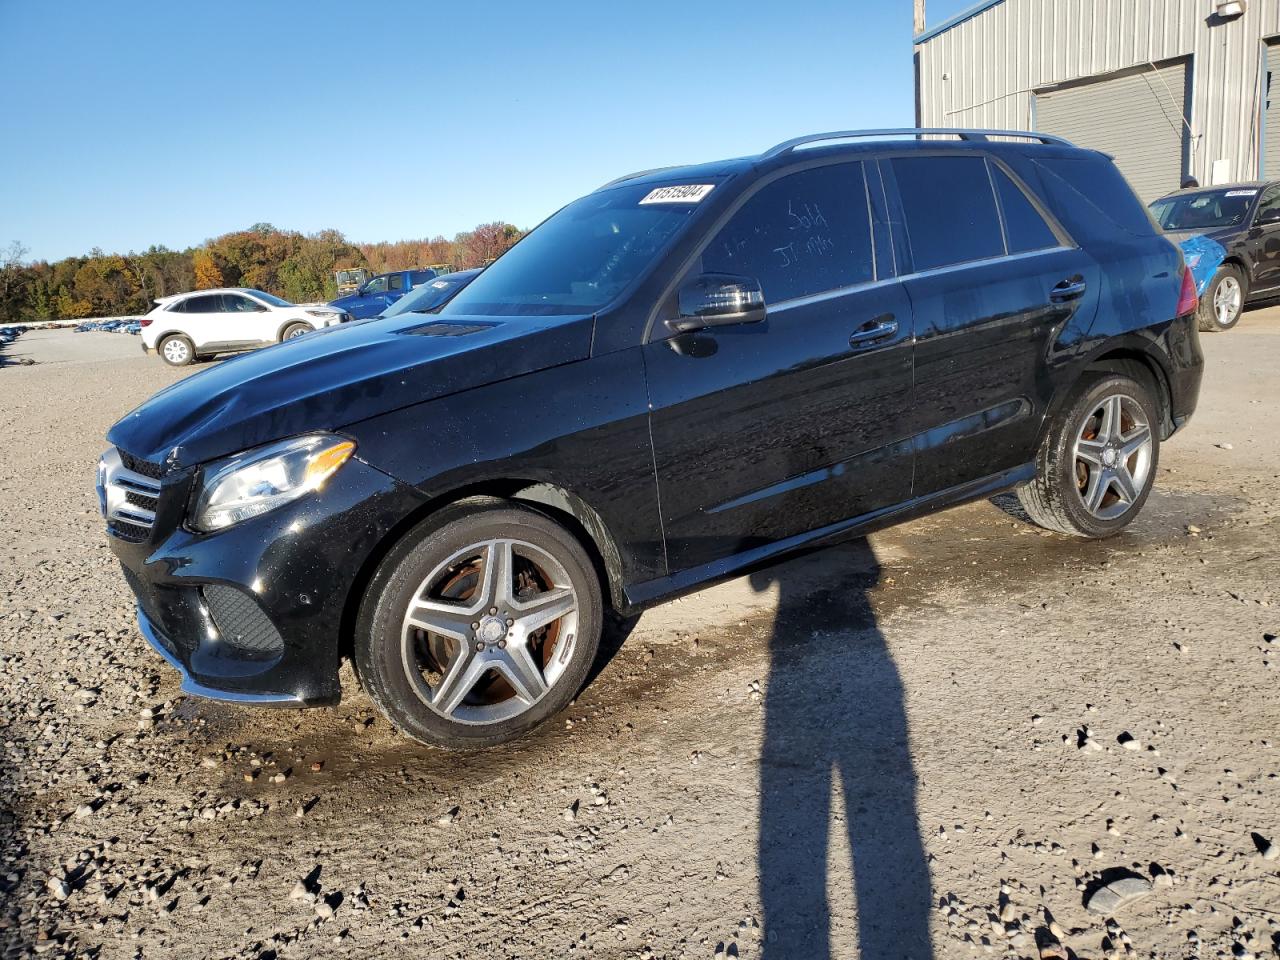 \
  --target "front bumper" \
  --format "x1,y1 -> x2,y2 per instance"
110,454 -> 428,706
